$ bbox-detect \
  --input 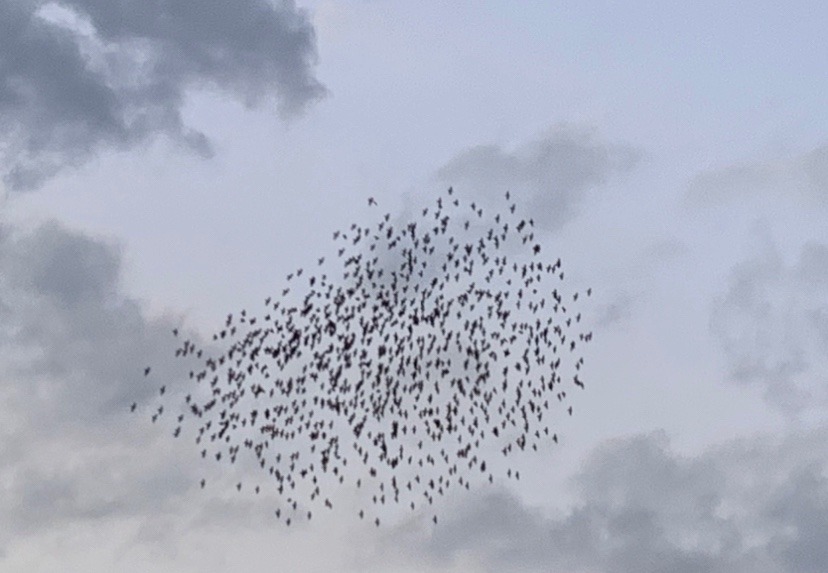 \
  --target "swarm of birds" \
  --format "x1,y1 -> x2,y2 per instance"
138,186 -> 593,527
